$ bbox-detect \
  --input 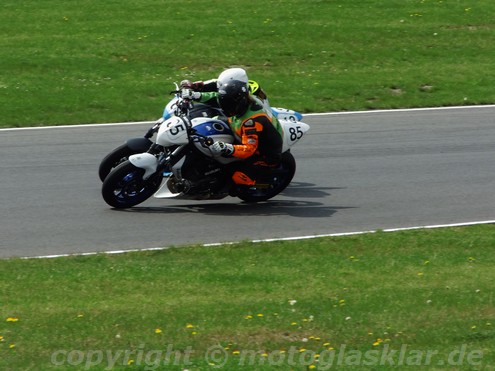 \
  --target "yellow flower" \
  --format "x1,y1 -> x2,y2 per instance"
6,317 -> 19,322
155,328 -> 162,334
127,359 -> 134,365
373,338 -> 384,346
309,365 -> 316,369
257,313 -> 264,317
245,315 -> 253,319
232,350 -> 240,355
186,323 -> 194,329
9,344 -> 16,349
